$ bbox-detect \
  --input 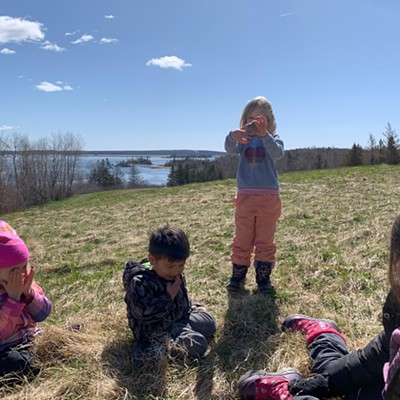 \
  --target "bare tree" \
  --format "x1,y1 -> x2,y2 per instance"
0,131 -> 84,211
